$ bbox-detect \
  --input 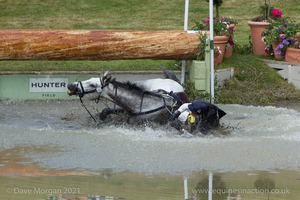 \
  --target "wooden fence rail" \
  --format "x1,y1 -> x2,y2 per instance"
0,30 -> 201,61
